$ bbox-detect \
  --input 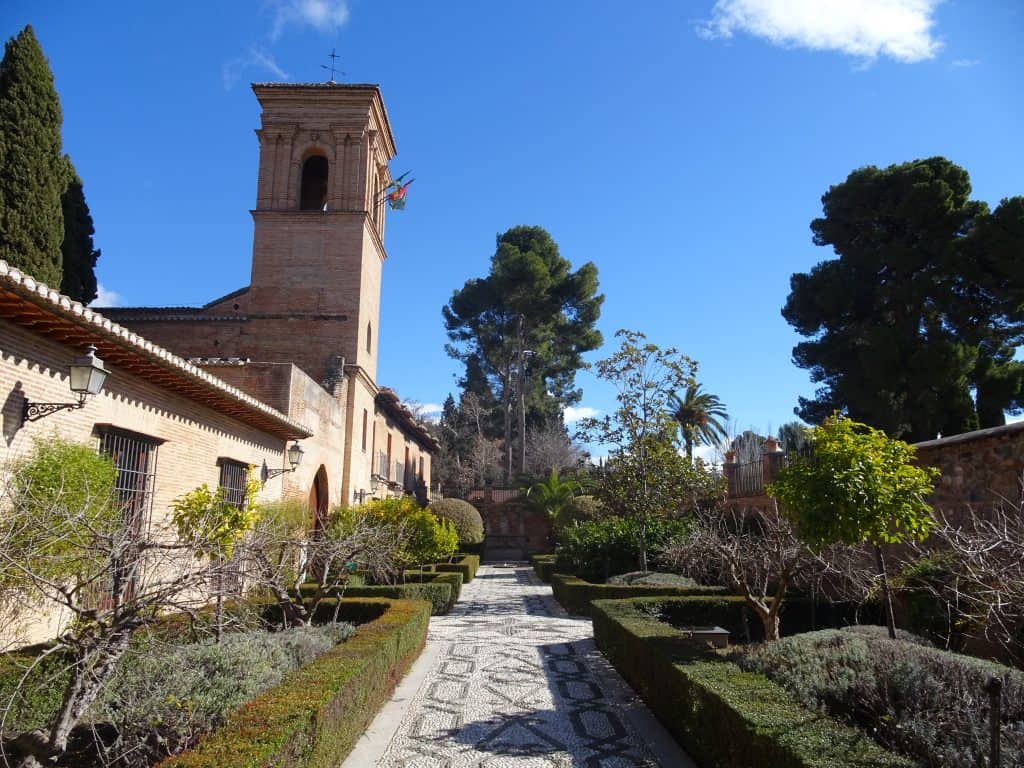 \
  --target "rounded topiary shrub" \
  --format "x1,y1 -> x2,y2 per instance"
429,498 -> 484,546
554,495 -> 604,531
